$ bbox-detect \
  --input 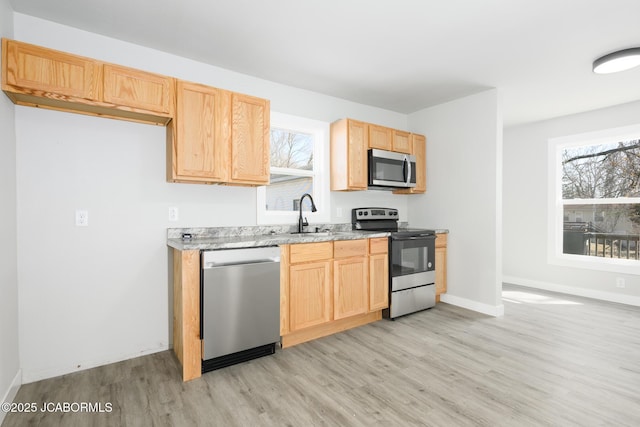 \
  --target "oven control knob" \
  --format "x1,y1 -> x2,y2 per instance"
364,211 -> 368,216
